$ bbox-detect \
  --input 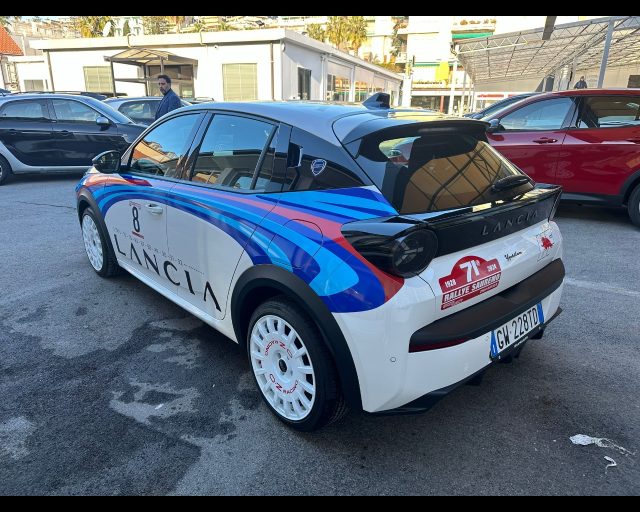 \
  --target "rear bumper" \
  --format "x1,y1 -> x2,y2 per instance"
377,307 -> 563,415
409,258 -> 564,353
